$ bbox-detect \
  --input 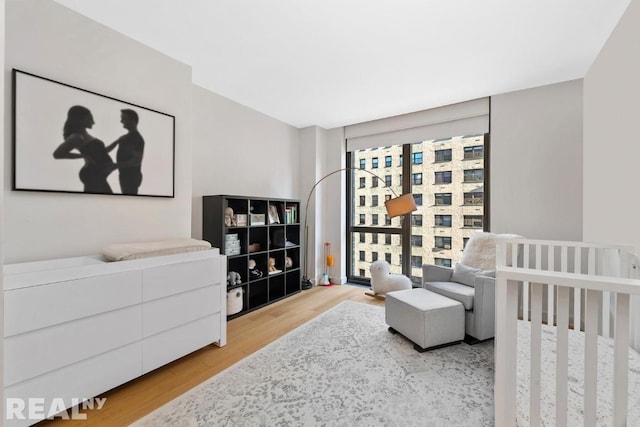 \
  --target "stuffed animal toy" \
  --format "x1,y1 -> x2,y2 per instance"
224,207 -> 237,227
284,256 -> 293,268
227,271 -> 241,286
249,259 -> 263,279
268,257 -> 277,272
369,260 -> 412,295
